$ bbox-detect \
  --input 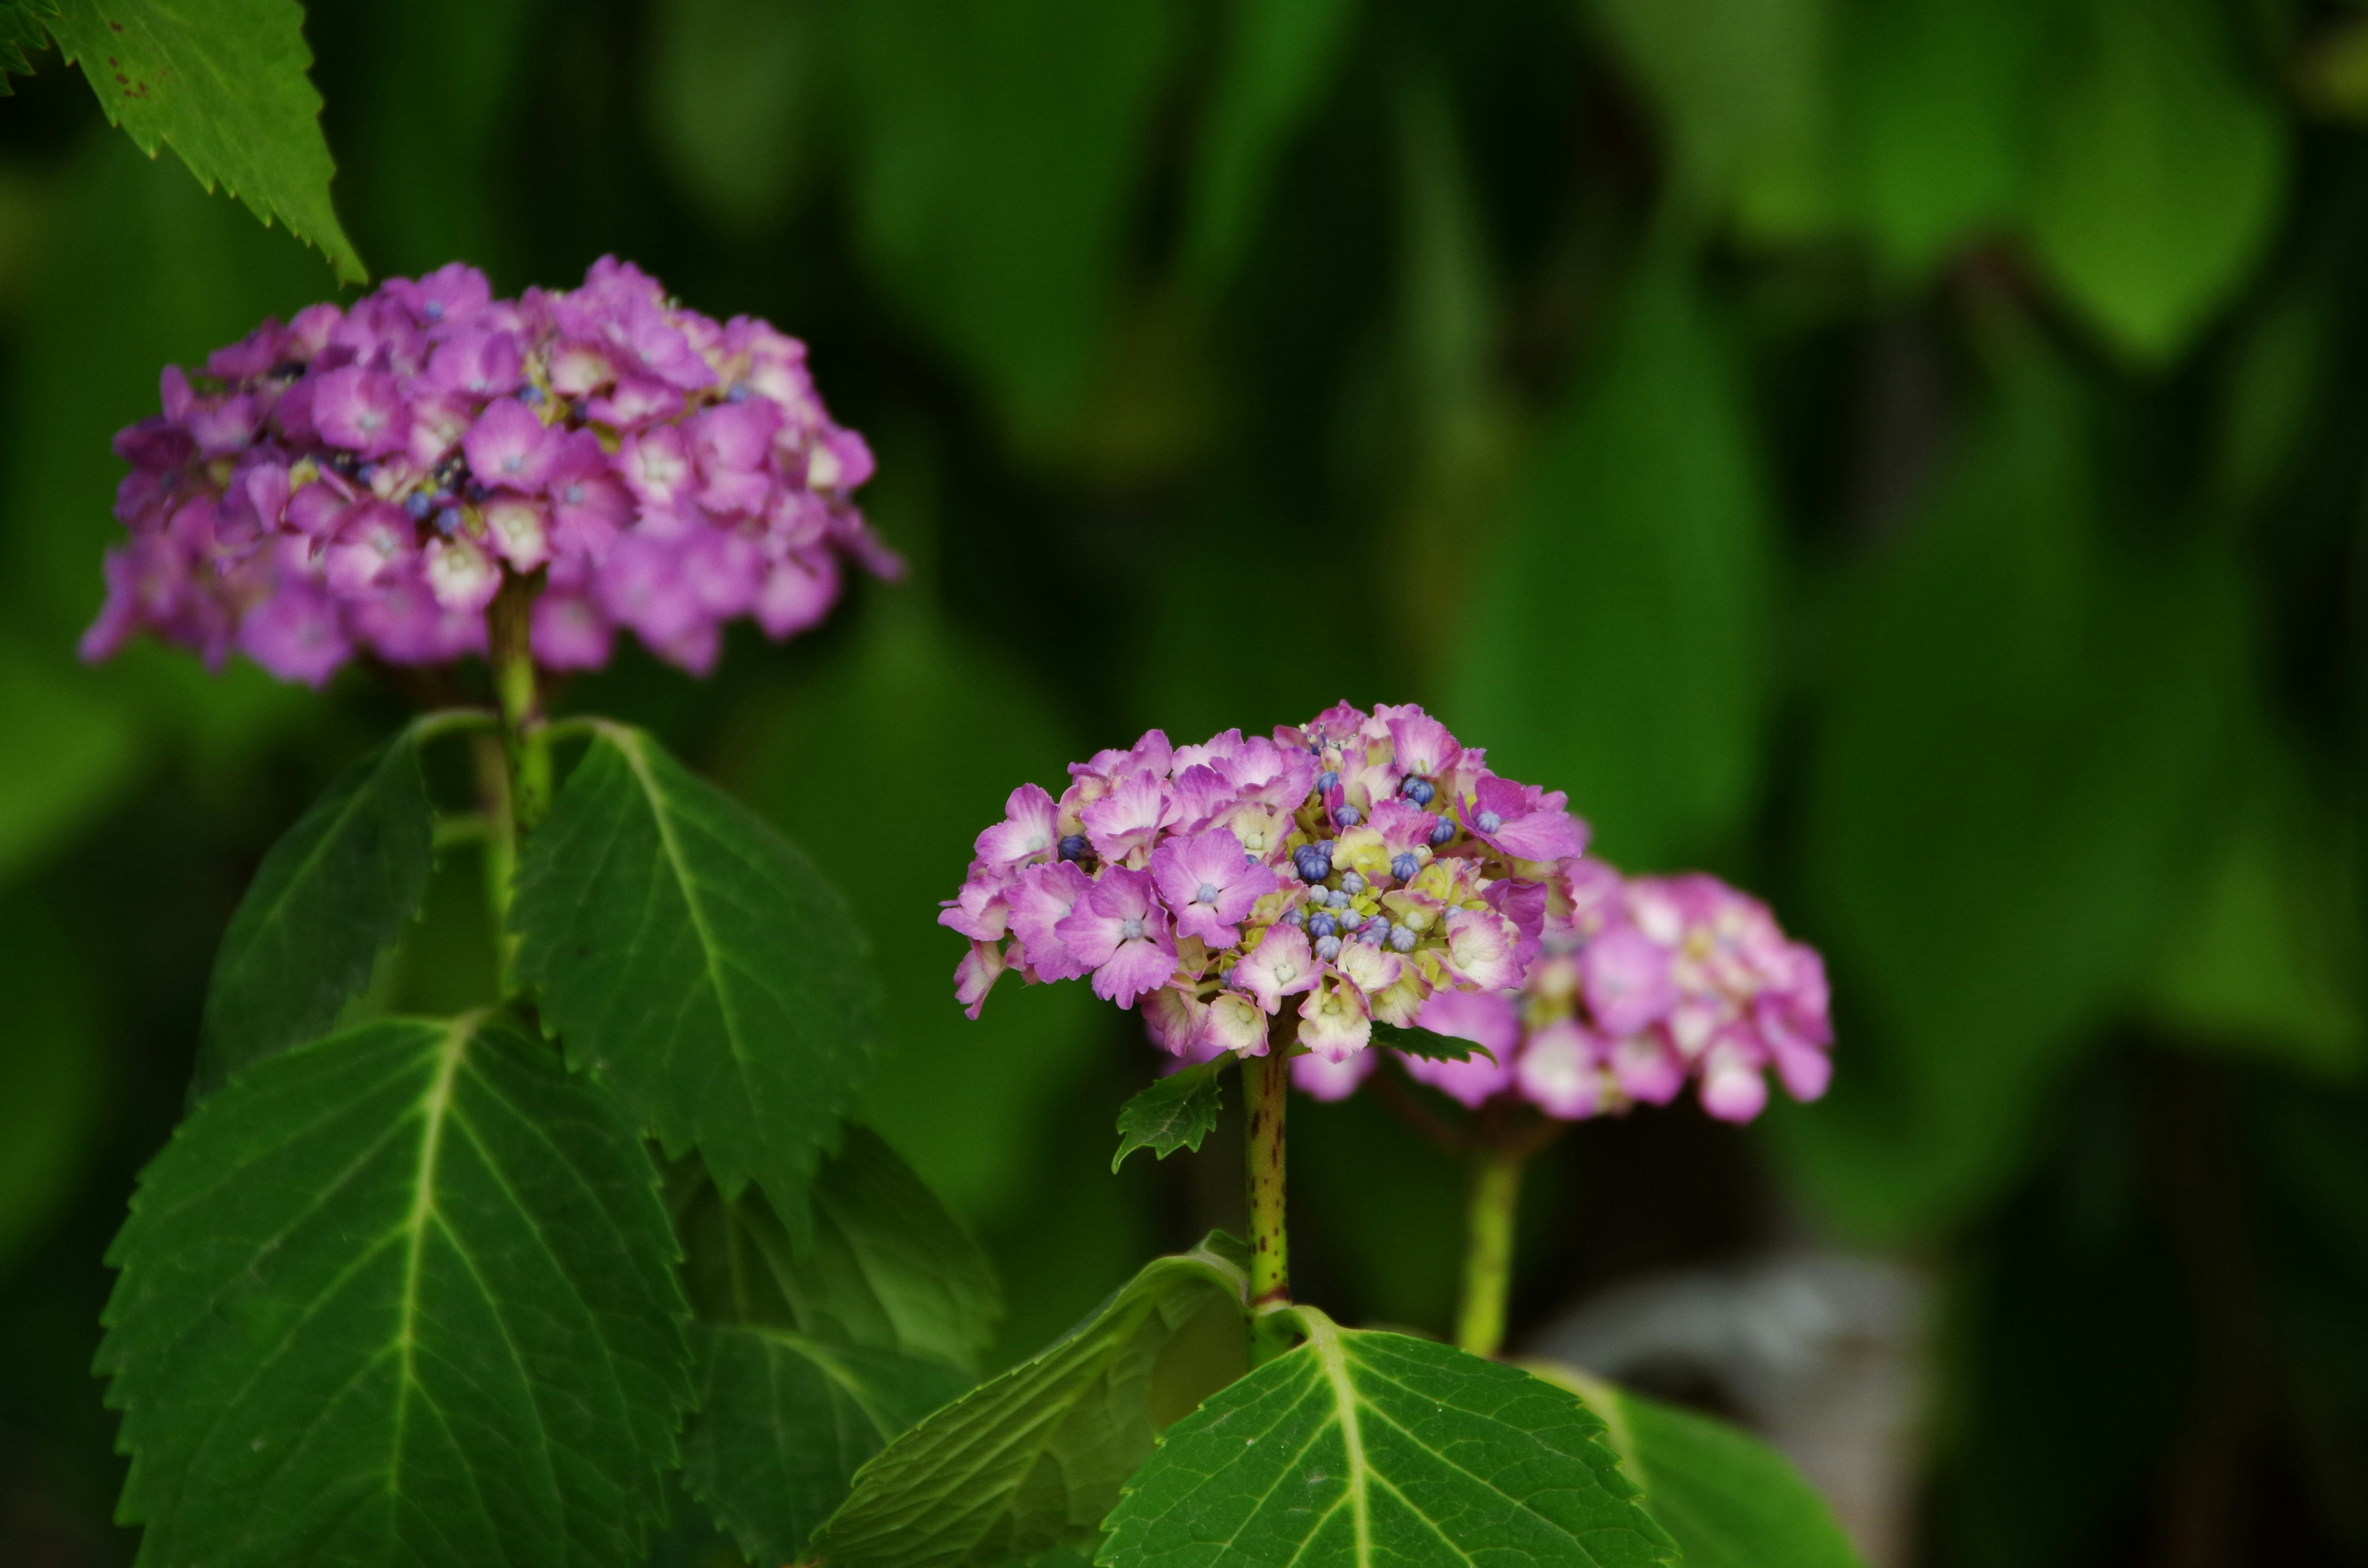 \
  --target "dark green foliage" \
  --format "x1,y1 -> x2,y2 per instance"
0,0 -> 54,86
1100,1310 -> 1678,1568
99,1015 -> 692,1566
1111,1059 -> 1223,1172
513,722 -> 882,1223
